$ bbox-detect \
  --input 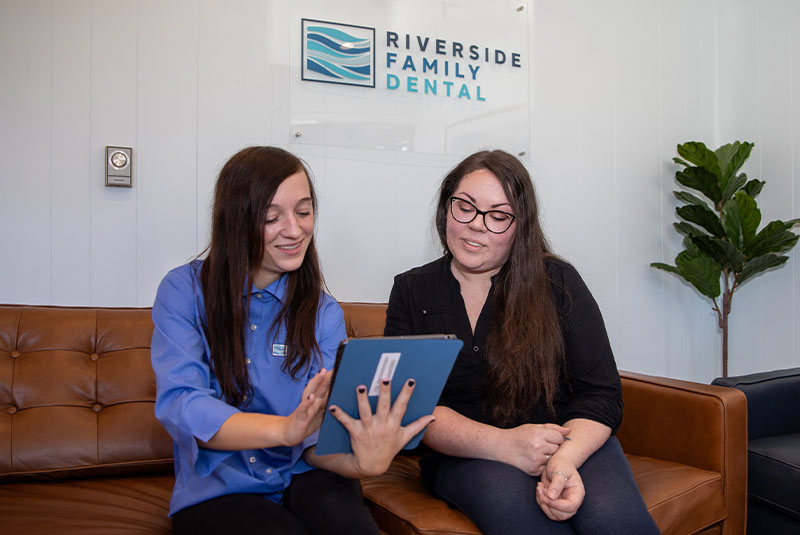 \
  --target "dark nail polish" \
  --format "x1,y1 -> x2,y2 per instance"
329,406 -> 336,413
407,379 -> 416,387
382,379 -> 390,386
358,386 -> 366,394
